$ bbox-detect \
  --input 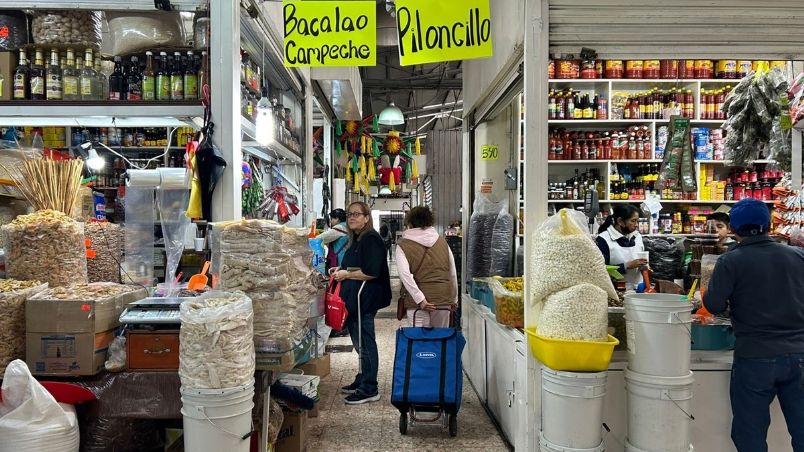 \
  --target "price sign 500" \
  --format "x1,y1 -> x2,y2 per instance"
481,144 -> 499,161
